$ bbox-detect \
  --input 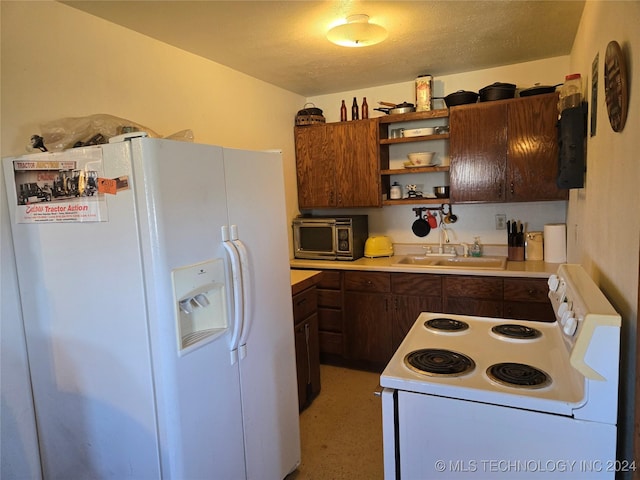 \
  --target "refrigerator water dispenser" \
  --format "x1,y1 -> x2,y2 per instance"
172,259 -> 227,353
